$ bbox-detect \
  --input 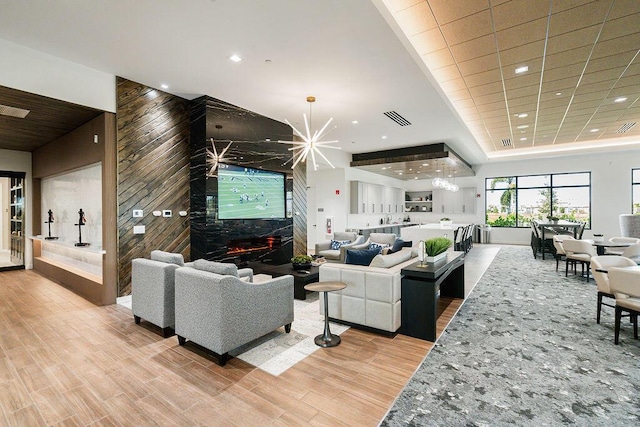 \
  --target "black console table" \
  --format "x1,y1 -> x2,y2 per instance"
400,251 -> 465,342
